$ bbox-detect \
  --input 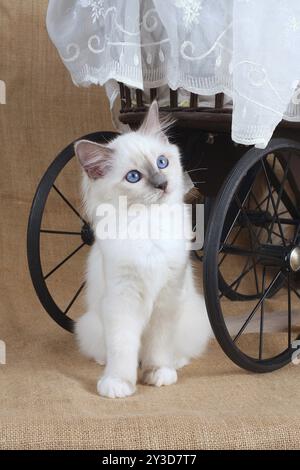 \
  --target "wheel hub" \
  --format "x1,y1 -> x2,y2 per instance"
289,247 -> 300,272
81,223 -> 95,246
258,244 -> 300,271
